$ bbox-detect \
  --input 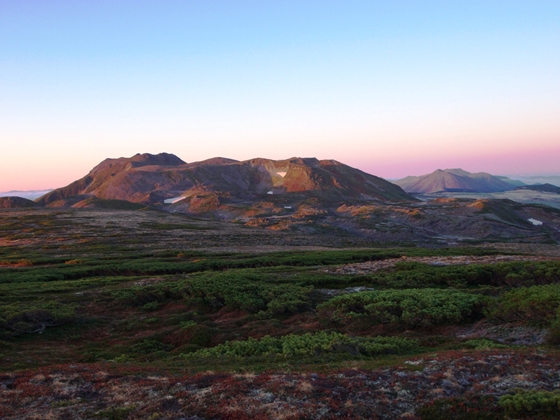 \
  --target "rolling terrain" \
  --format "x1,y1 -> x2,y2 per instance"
1,208 -> 560,418
22,154 -> 560,245
2,155 -> 560,418
0,197 -> 38,209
